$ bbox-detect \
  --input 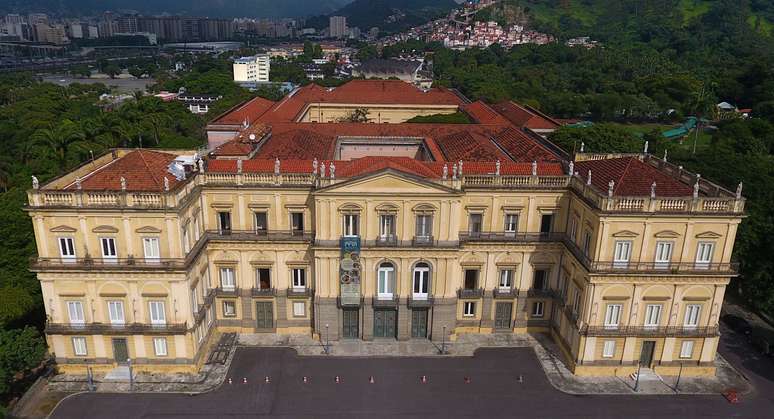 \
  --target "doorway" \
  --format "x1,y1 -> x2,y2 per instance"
639,340 -> 656,367
343,308 -> 359,339
373,309 -> 397,338
411,309 -> 428,338
494,302 -> 513,330
255,302 -> 273,330
112,338 -> 129,364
